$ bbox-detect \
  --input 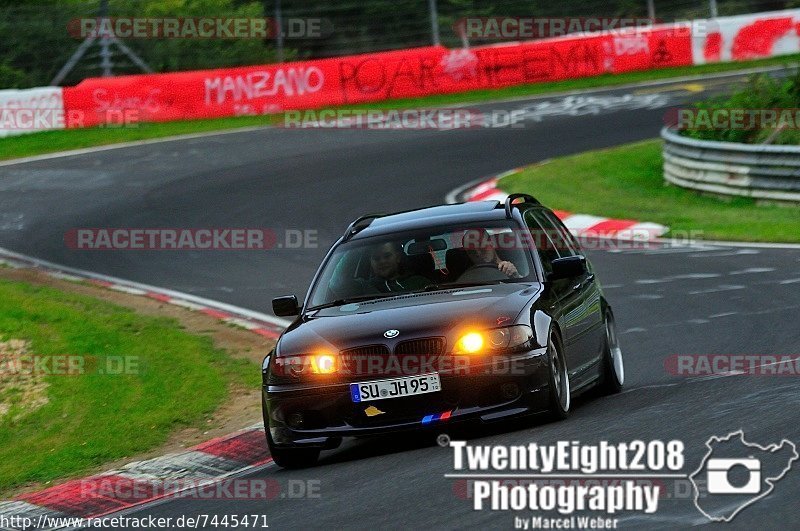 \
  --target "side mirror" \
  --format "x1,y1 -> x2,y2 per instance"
549,255 -> 587,281
272,295 -> 300,317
